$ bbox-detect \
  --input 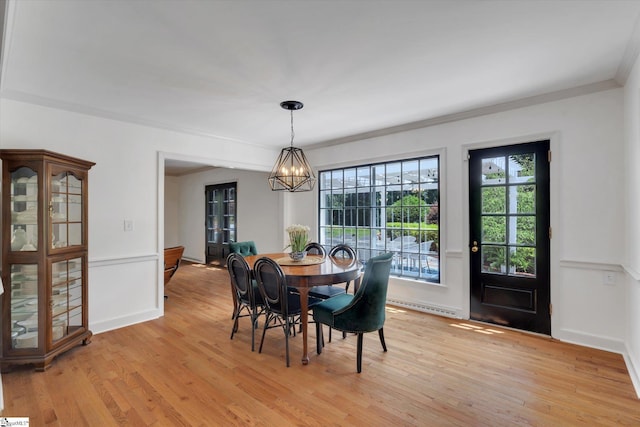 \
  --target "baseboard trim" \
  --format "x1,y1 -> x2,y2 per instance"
387,299 -> 462,318
555,328 -> 626,354
623,346 -> 640,398
90,308 -> 162,335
